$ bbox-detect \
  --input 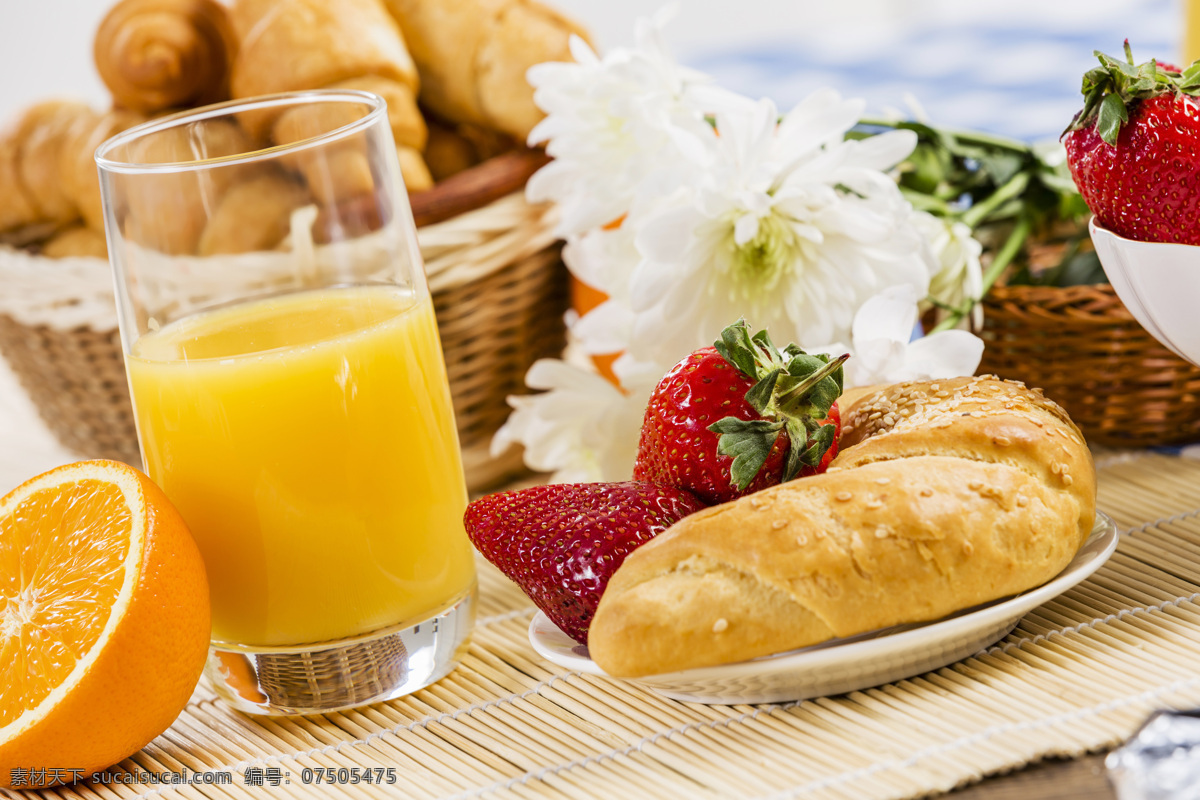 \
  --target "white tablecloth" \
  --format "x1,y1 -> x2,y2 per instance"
0,355 -> 78,494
